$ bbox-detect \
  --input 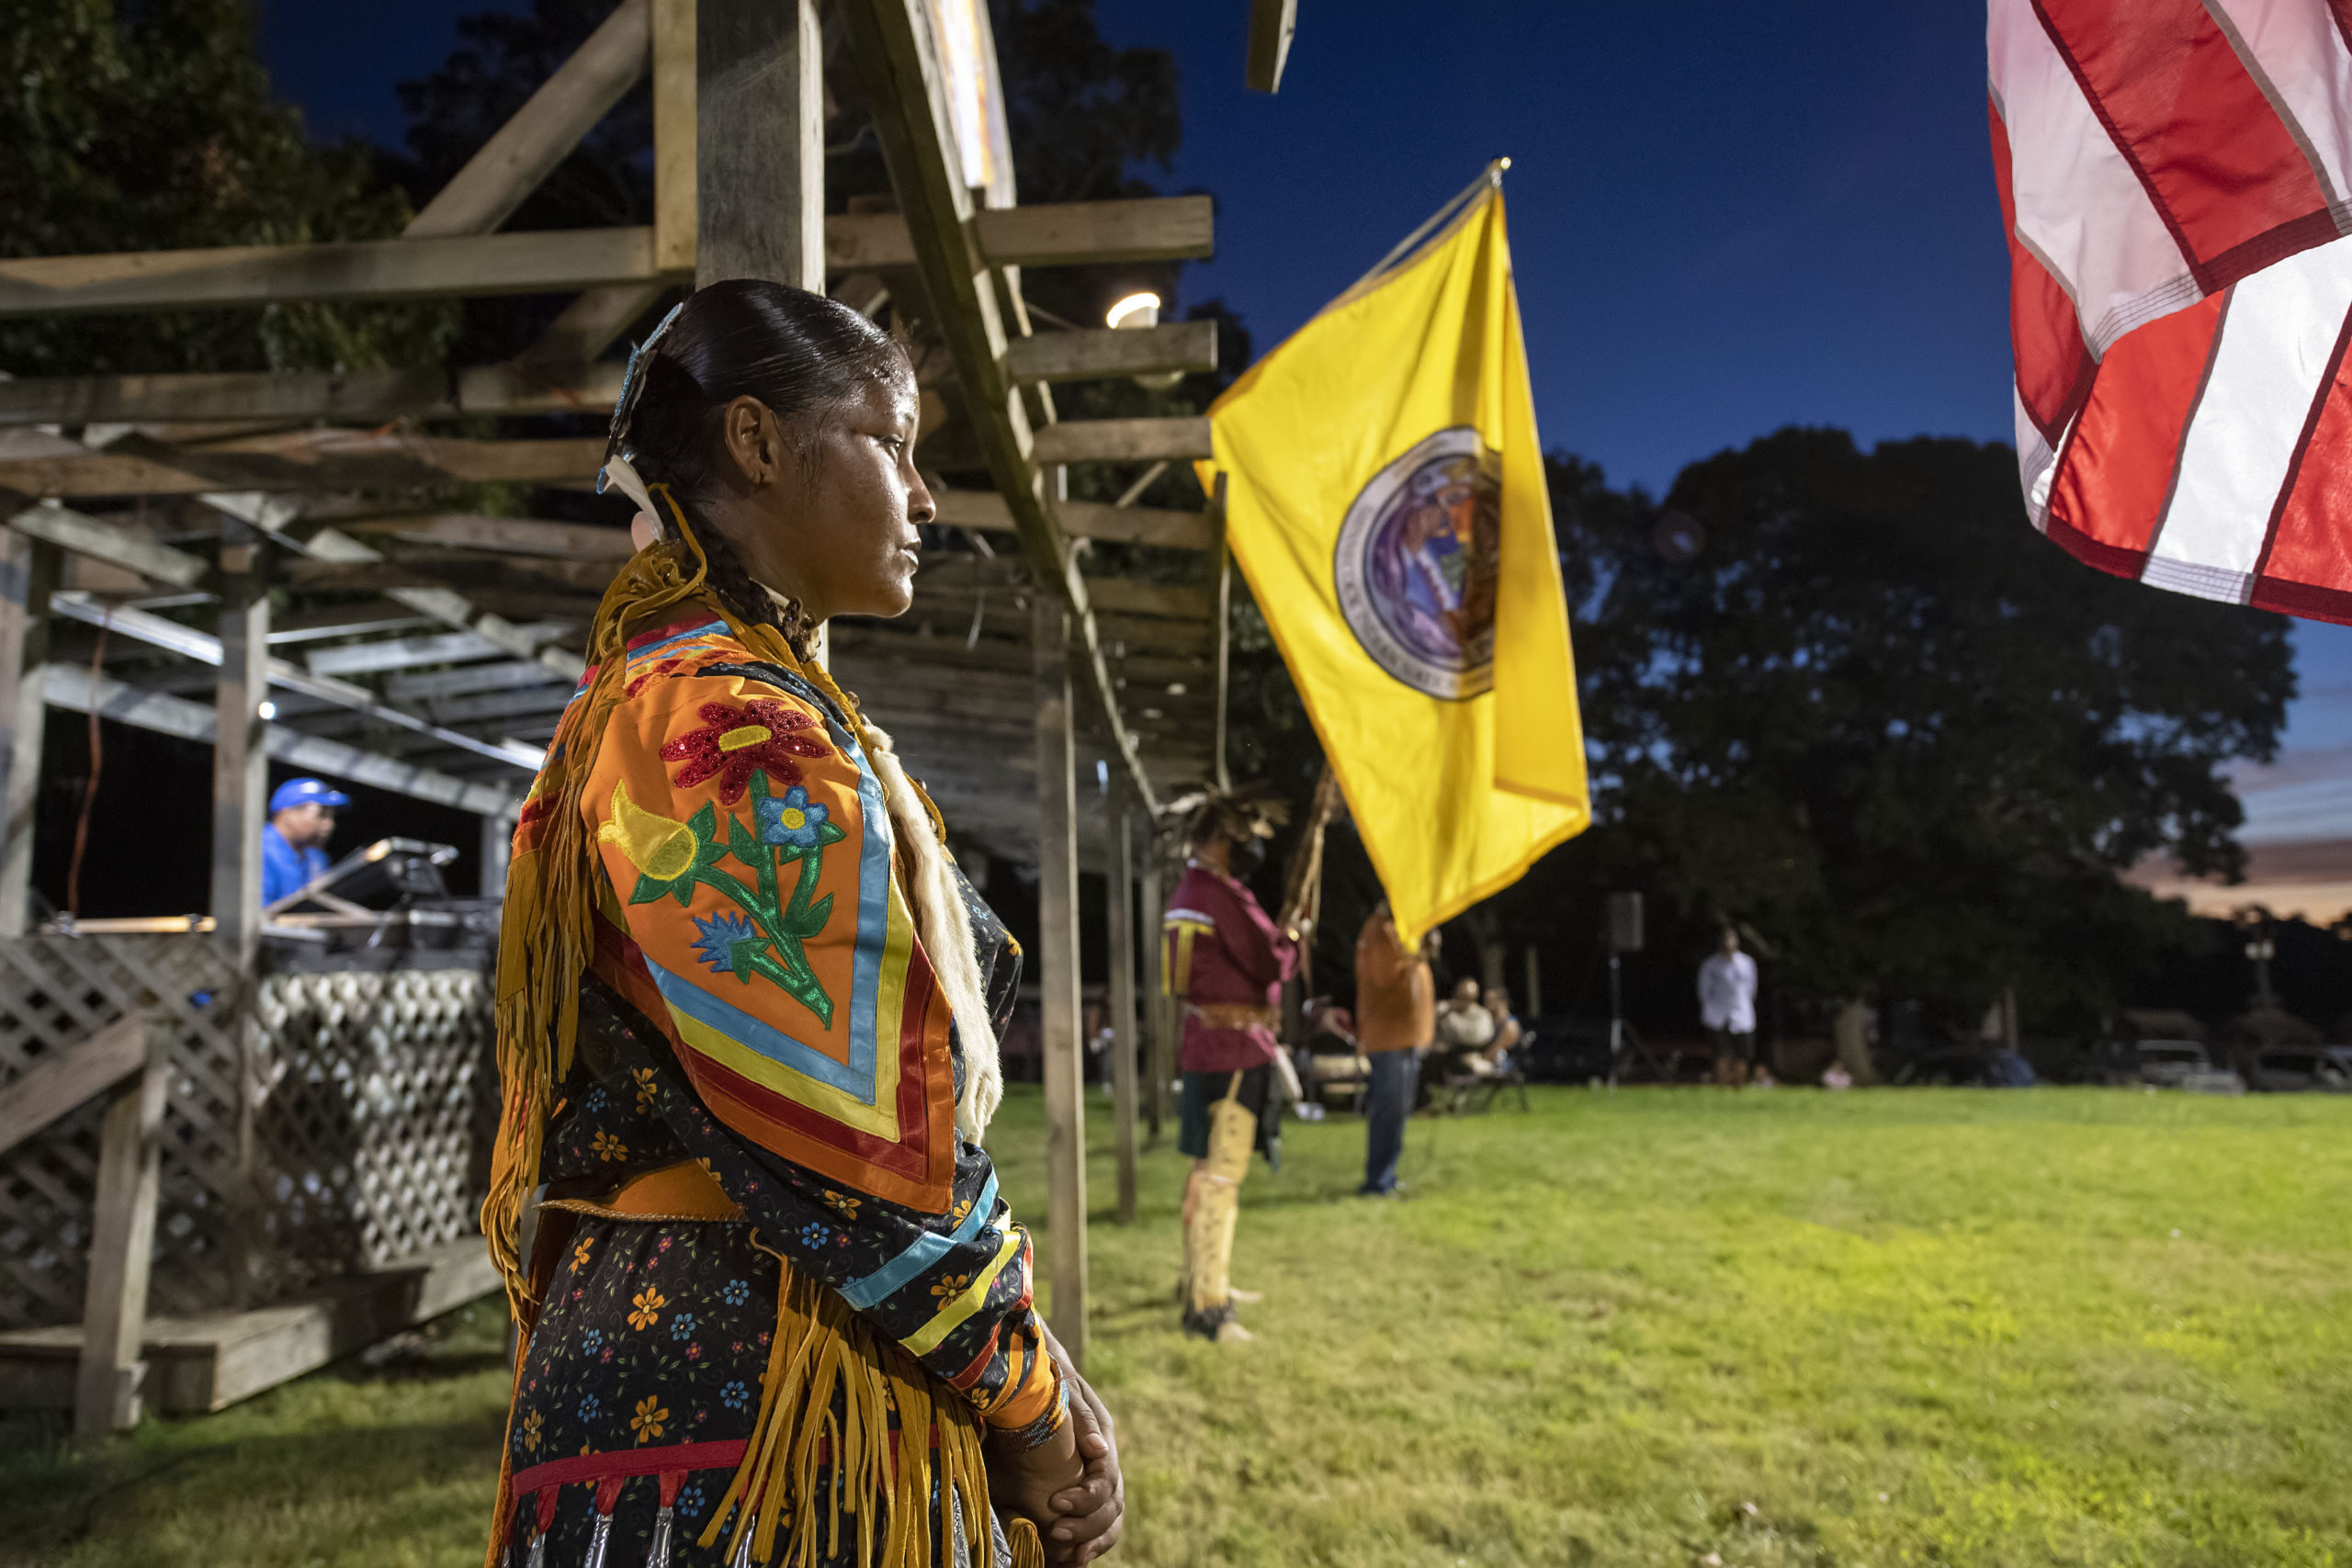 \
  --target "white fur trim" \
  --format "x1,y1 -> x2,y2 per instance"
862,720 -> 1003,1141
